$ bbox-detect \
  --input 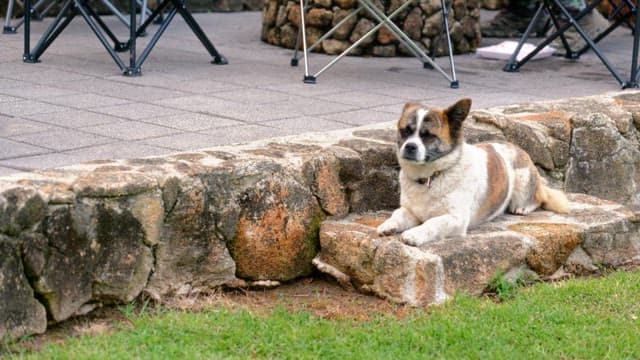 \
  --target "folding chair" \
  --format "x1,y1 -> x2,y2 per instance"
503,0 -> 638,88
22,0 -> 227,75
4,0 -> 59,33
3,0 -> 152,34
621,1 -> 640,86
291,0 -> 459,88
